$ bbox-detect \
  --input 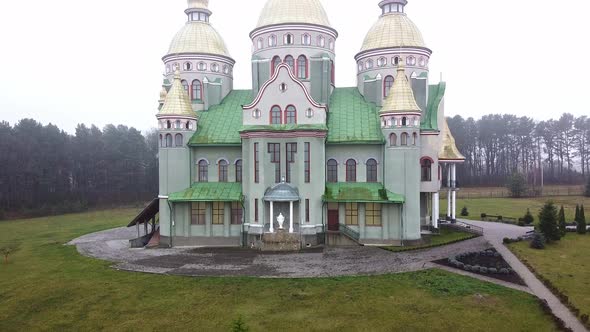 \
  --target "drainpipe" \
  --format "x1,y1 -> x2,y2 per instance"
401,204 -> 405,247
167,200 -> 174,248
240,197 -> 246,248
